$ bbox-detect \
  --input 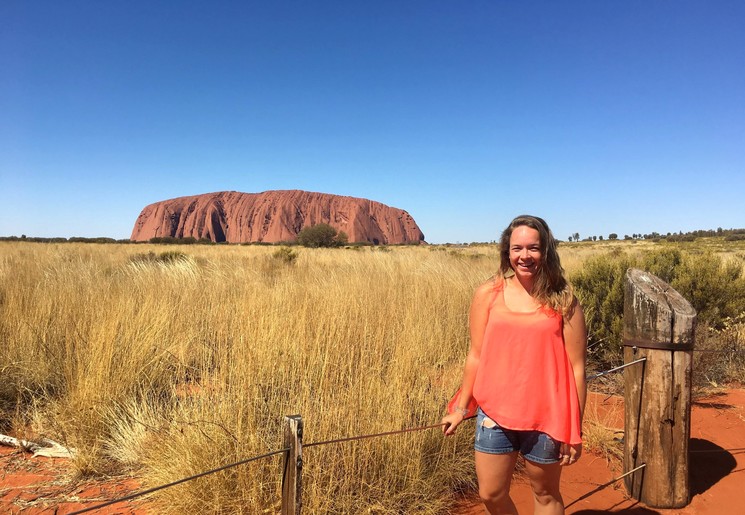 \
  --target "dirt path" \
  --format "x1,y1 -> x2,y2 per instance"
2,389 -> 743,514
458,389 -> 745,514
